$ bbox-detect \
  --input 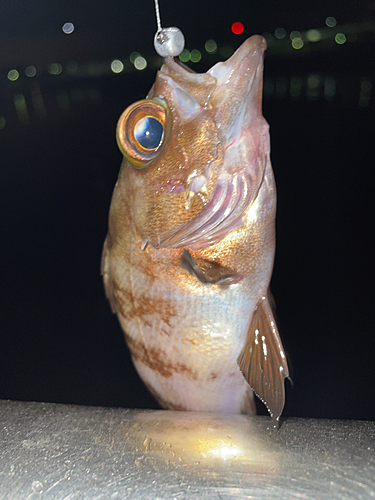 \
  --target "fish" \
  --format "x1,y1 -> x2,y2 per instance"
102,35 -> 289,424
